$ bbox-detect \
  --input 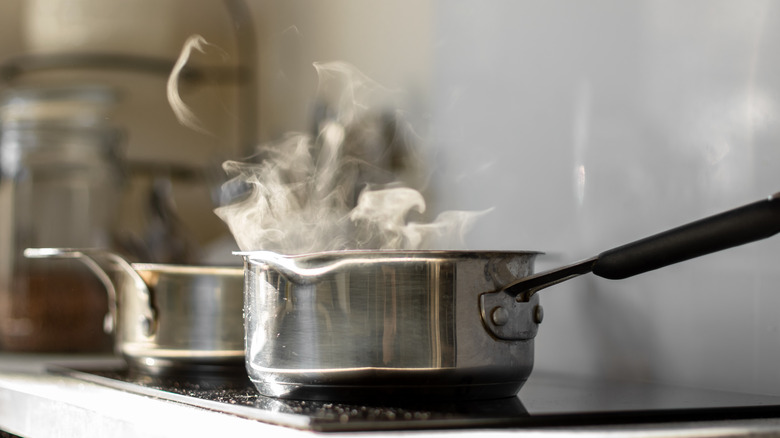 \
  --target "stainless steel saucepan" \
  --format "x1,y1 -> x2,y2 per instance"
24,248 -> 245,375
240,192 -> 780,401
